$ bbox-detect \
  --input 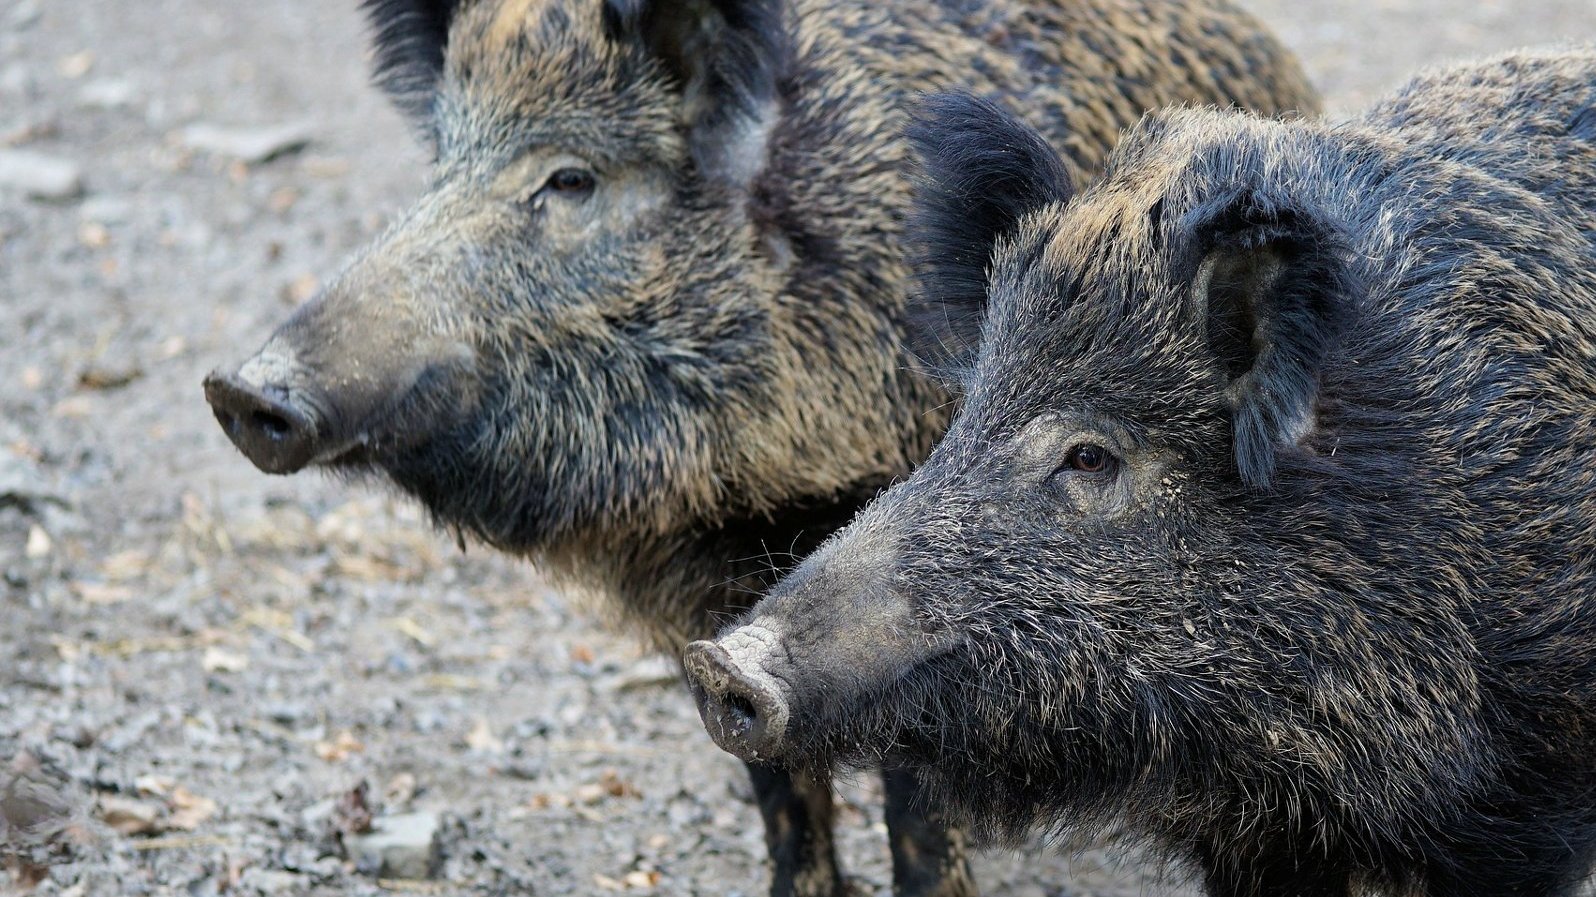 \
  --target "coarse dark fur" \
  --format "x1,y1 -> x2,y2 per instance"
694,48 -> 1596,896
204,0 -> 1318,894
